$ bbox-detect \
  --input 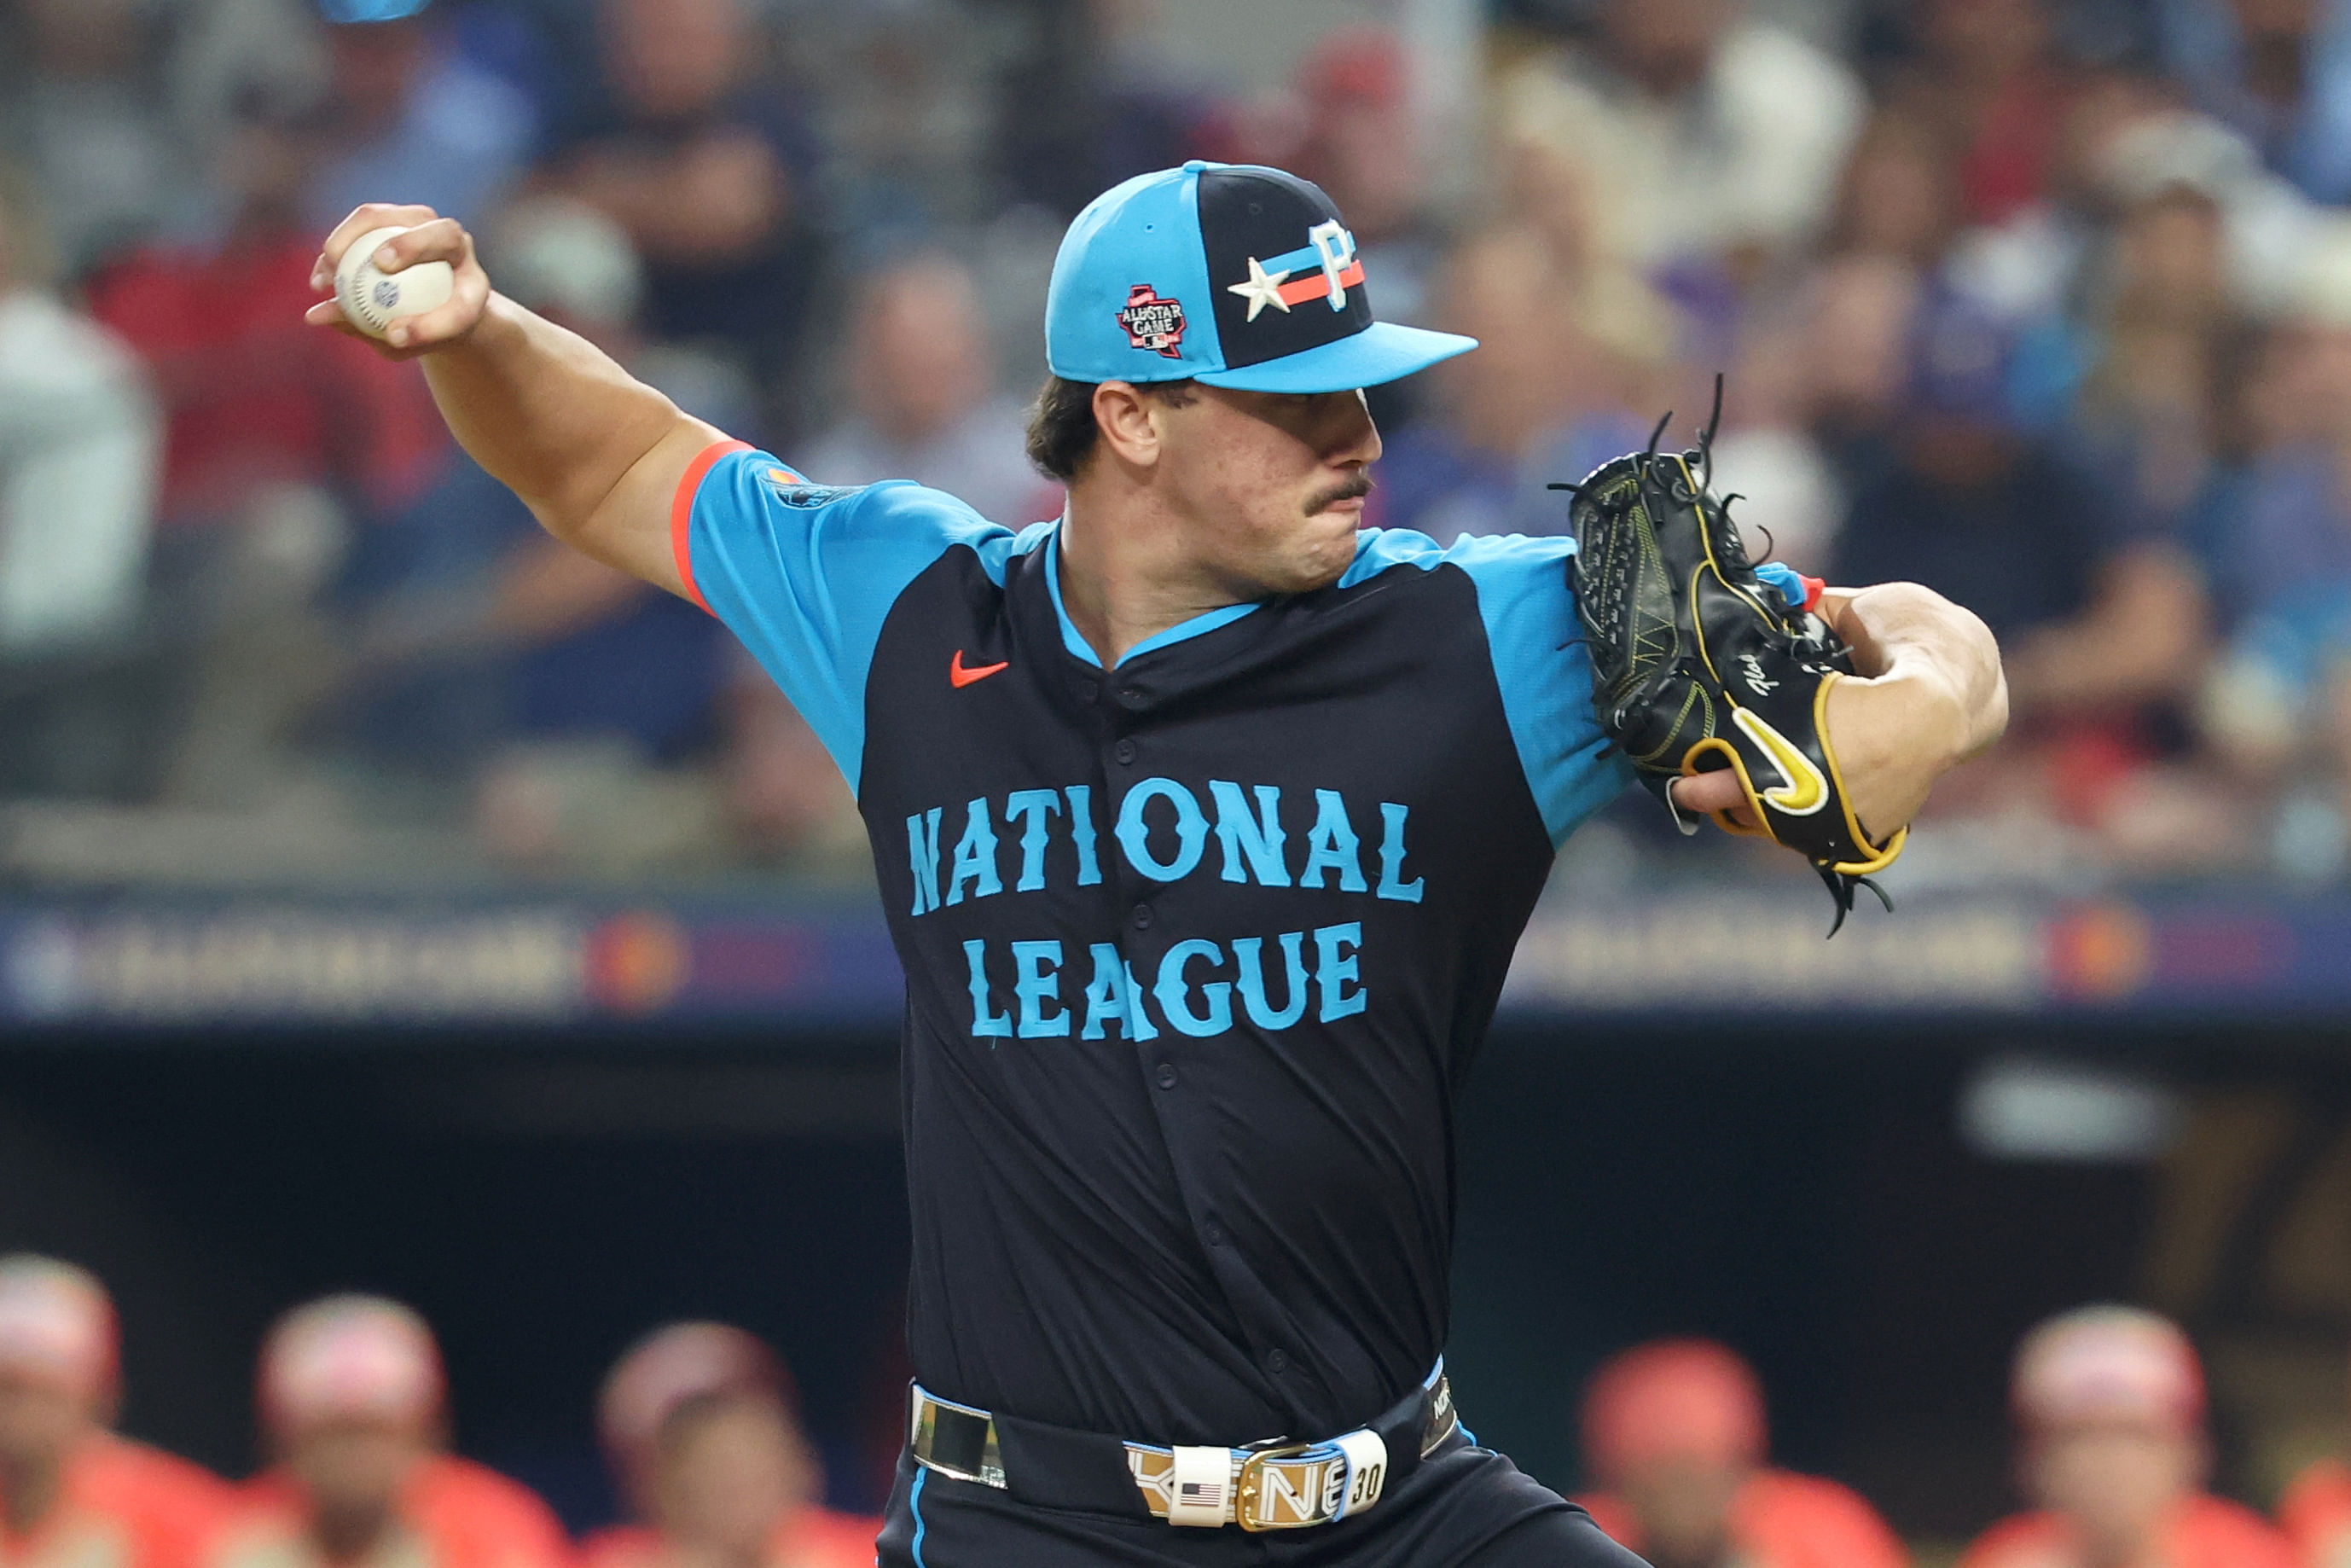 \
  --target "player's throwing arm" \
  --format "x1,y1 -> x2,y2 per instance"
305,204 -> 720,595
